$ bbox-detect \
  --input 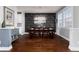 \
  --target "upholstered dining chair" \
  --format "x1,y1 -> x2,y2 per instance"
48,27 -> 54,39
42,27 -> 49,38
29,27 -> 35,38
